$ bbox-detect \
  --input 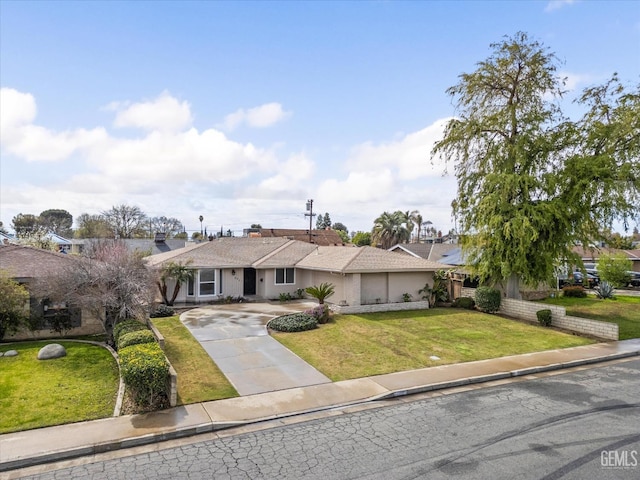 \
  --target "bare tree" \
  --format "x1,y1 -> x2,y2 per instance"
102,204 -> 148,239
37,240 -> 155,343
